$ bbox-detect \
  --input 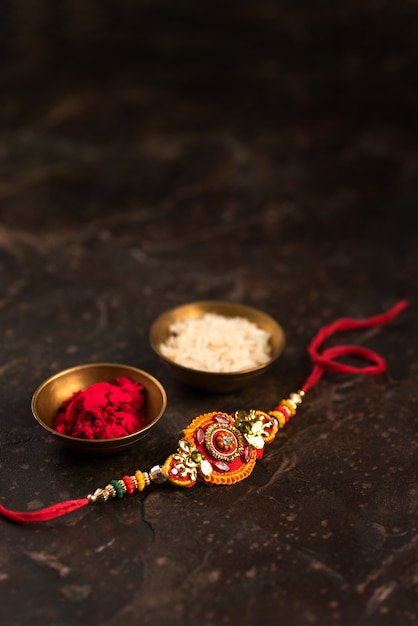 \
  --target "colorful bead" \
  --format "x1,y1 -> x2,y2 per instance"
279,398 -> 296,416
135,470 -> 146,492
279,404 -> 291,418
110,479 -> 124,499
280,405 -> 293,422
215,433 -> 234,451
269,391 -> 305,429
269,410 -> 286,428
122,475 -> 135,495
